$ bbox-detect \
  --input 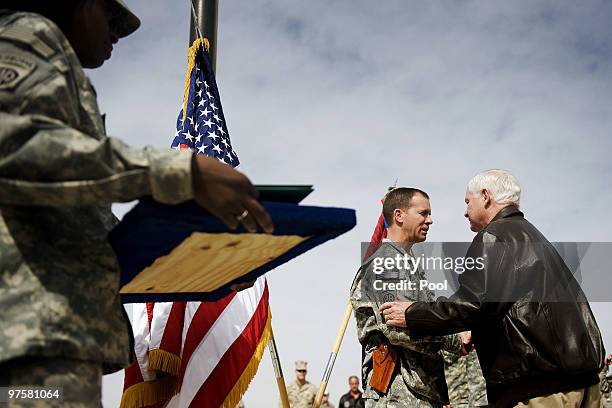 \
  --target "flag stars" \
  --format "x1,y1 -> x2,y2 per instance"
199,107 -> 211,117
213,114 -> 222,122
183,130 -> 194,141
203,118 -> 214,129
207,131 -> 219,140
212,144 -> 222,154
197,145 -> 206,154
